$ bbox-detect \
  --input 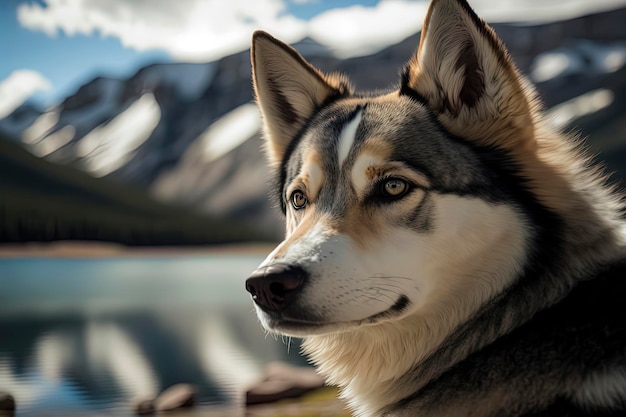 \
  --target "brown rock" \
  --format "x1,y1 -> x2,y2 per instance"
0,393 -> 15,412
133,398 -> 155,415
155,384 -> 196,412
245,362 -> 325,406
